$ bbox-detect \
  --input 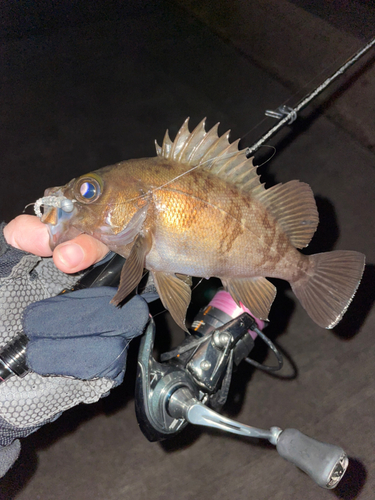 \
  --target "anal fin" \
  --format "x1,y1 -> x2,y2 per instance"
175,274 -> 193,287
222,276 -> 276,321
111,232 -> 152,306
152,271 -> 192,332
